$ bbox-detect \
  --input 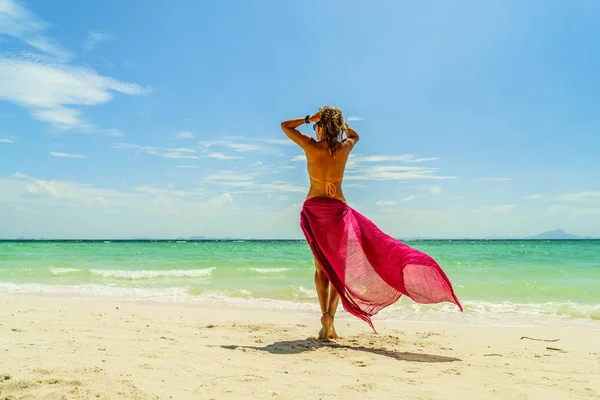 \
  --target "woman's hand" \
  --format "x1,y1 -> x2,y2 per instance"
308,110 -> 322,123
